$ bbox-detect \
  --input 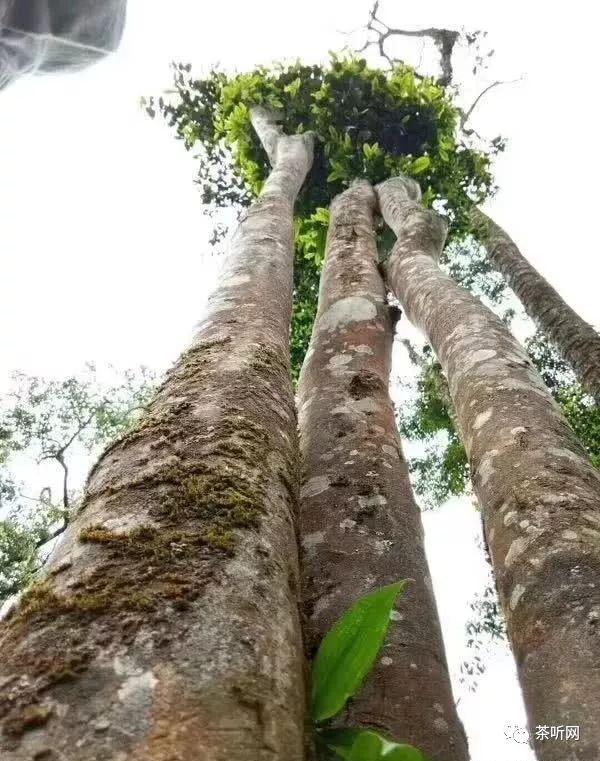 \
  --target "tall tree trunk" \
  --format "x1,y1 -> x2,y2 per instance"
378,175 -> 600,761
0,110 -> 313,761
472,207 -> 600,401
297,181 -> 468,761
